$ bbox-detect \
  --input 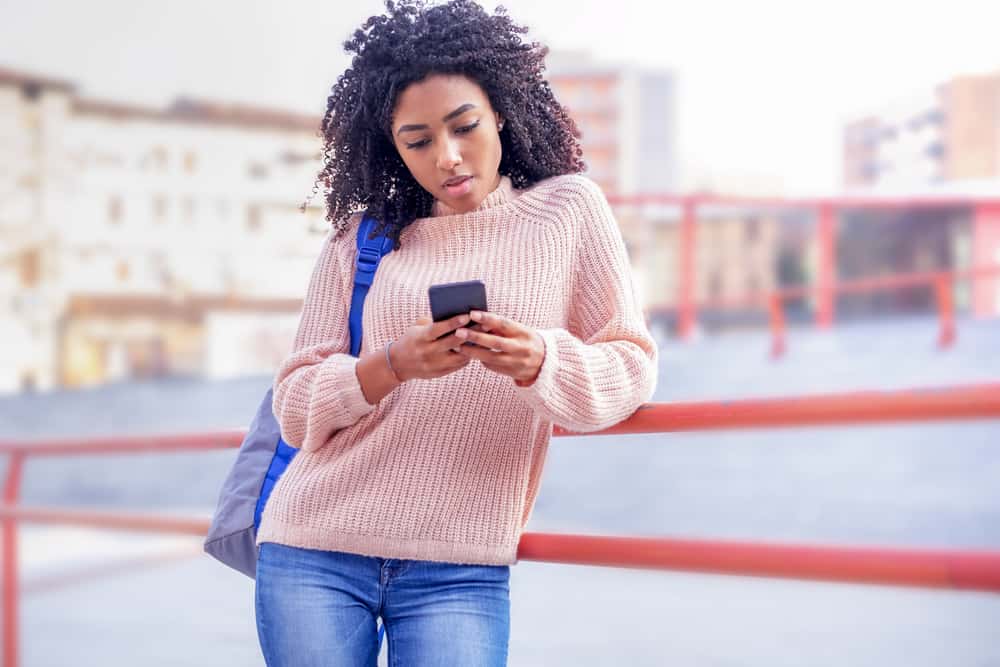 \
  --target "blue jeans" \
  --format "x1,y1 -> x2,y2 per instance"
255,542 -> 511,666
